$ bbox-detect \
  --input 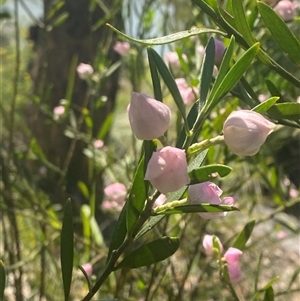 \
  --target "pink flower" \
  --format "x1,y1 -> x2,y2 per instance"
153,194 -> 167,207
258,94 -> 267,102
102,183 -> 127,212
128,92 -> 171,140
175,78 -> 199,105
213,38 -> 225,66
93,139 -> 104,149
77,63 -> 94,80
188,182 -> 236,219
274,0 -> 298,21
223,110 -> 276,156
113,41 -> 130,56
165,51 -> 187,74
224,247 -> 243,283
203,234 -> 223,256
53,105 -> 65,120
81,263 -> 93,276
145,146 -> 190,194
